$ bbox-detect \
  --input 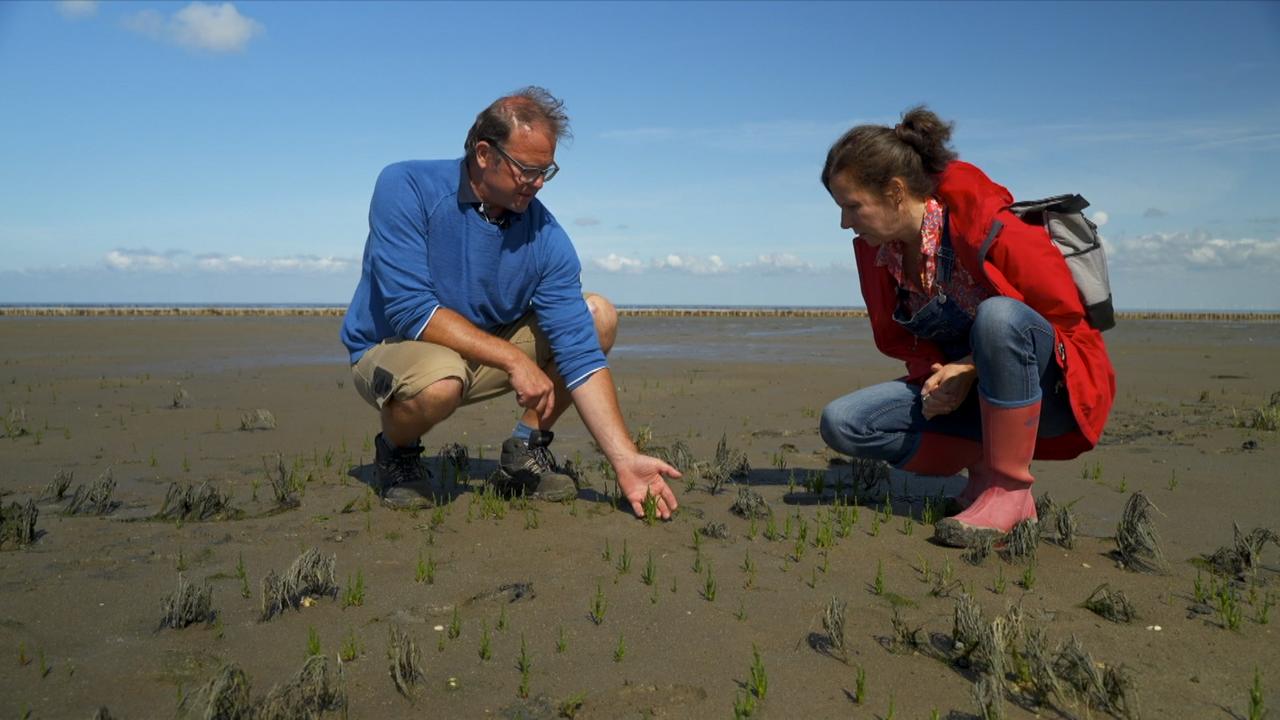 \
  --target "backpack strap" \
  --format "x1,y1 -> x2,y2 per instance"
977,219 -> 1003,269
